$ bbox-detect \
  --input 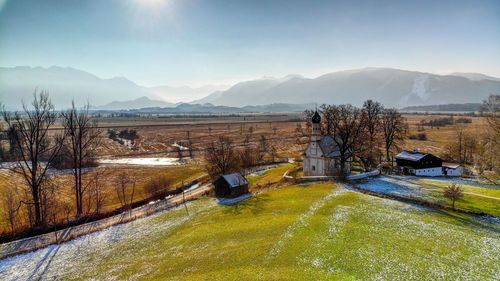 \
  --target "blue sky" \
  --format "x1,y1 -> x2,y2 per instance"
0,0 -> 499,86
